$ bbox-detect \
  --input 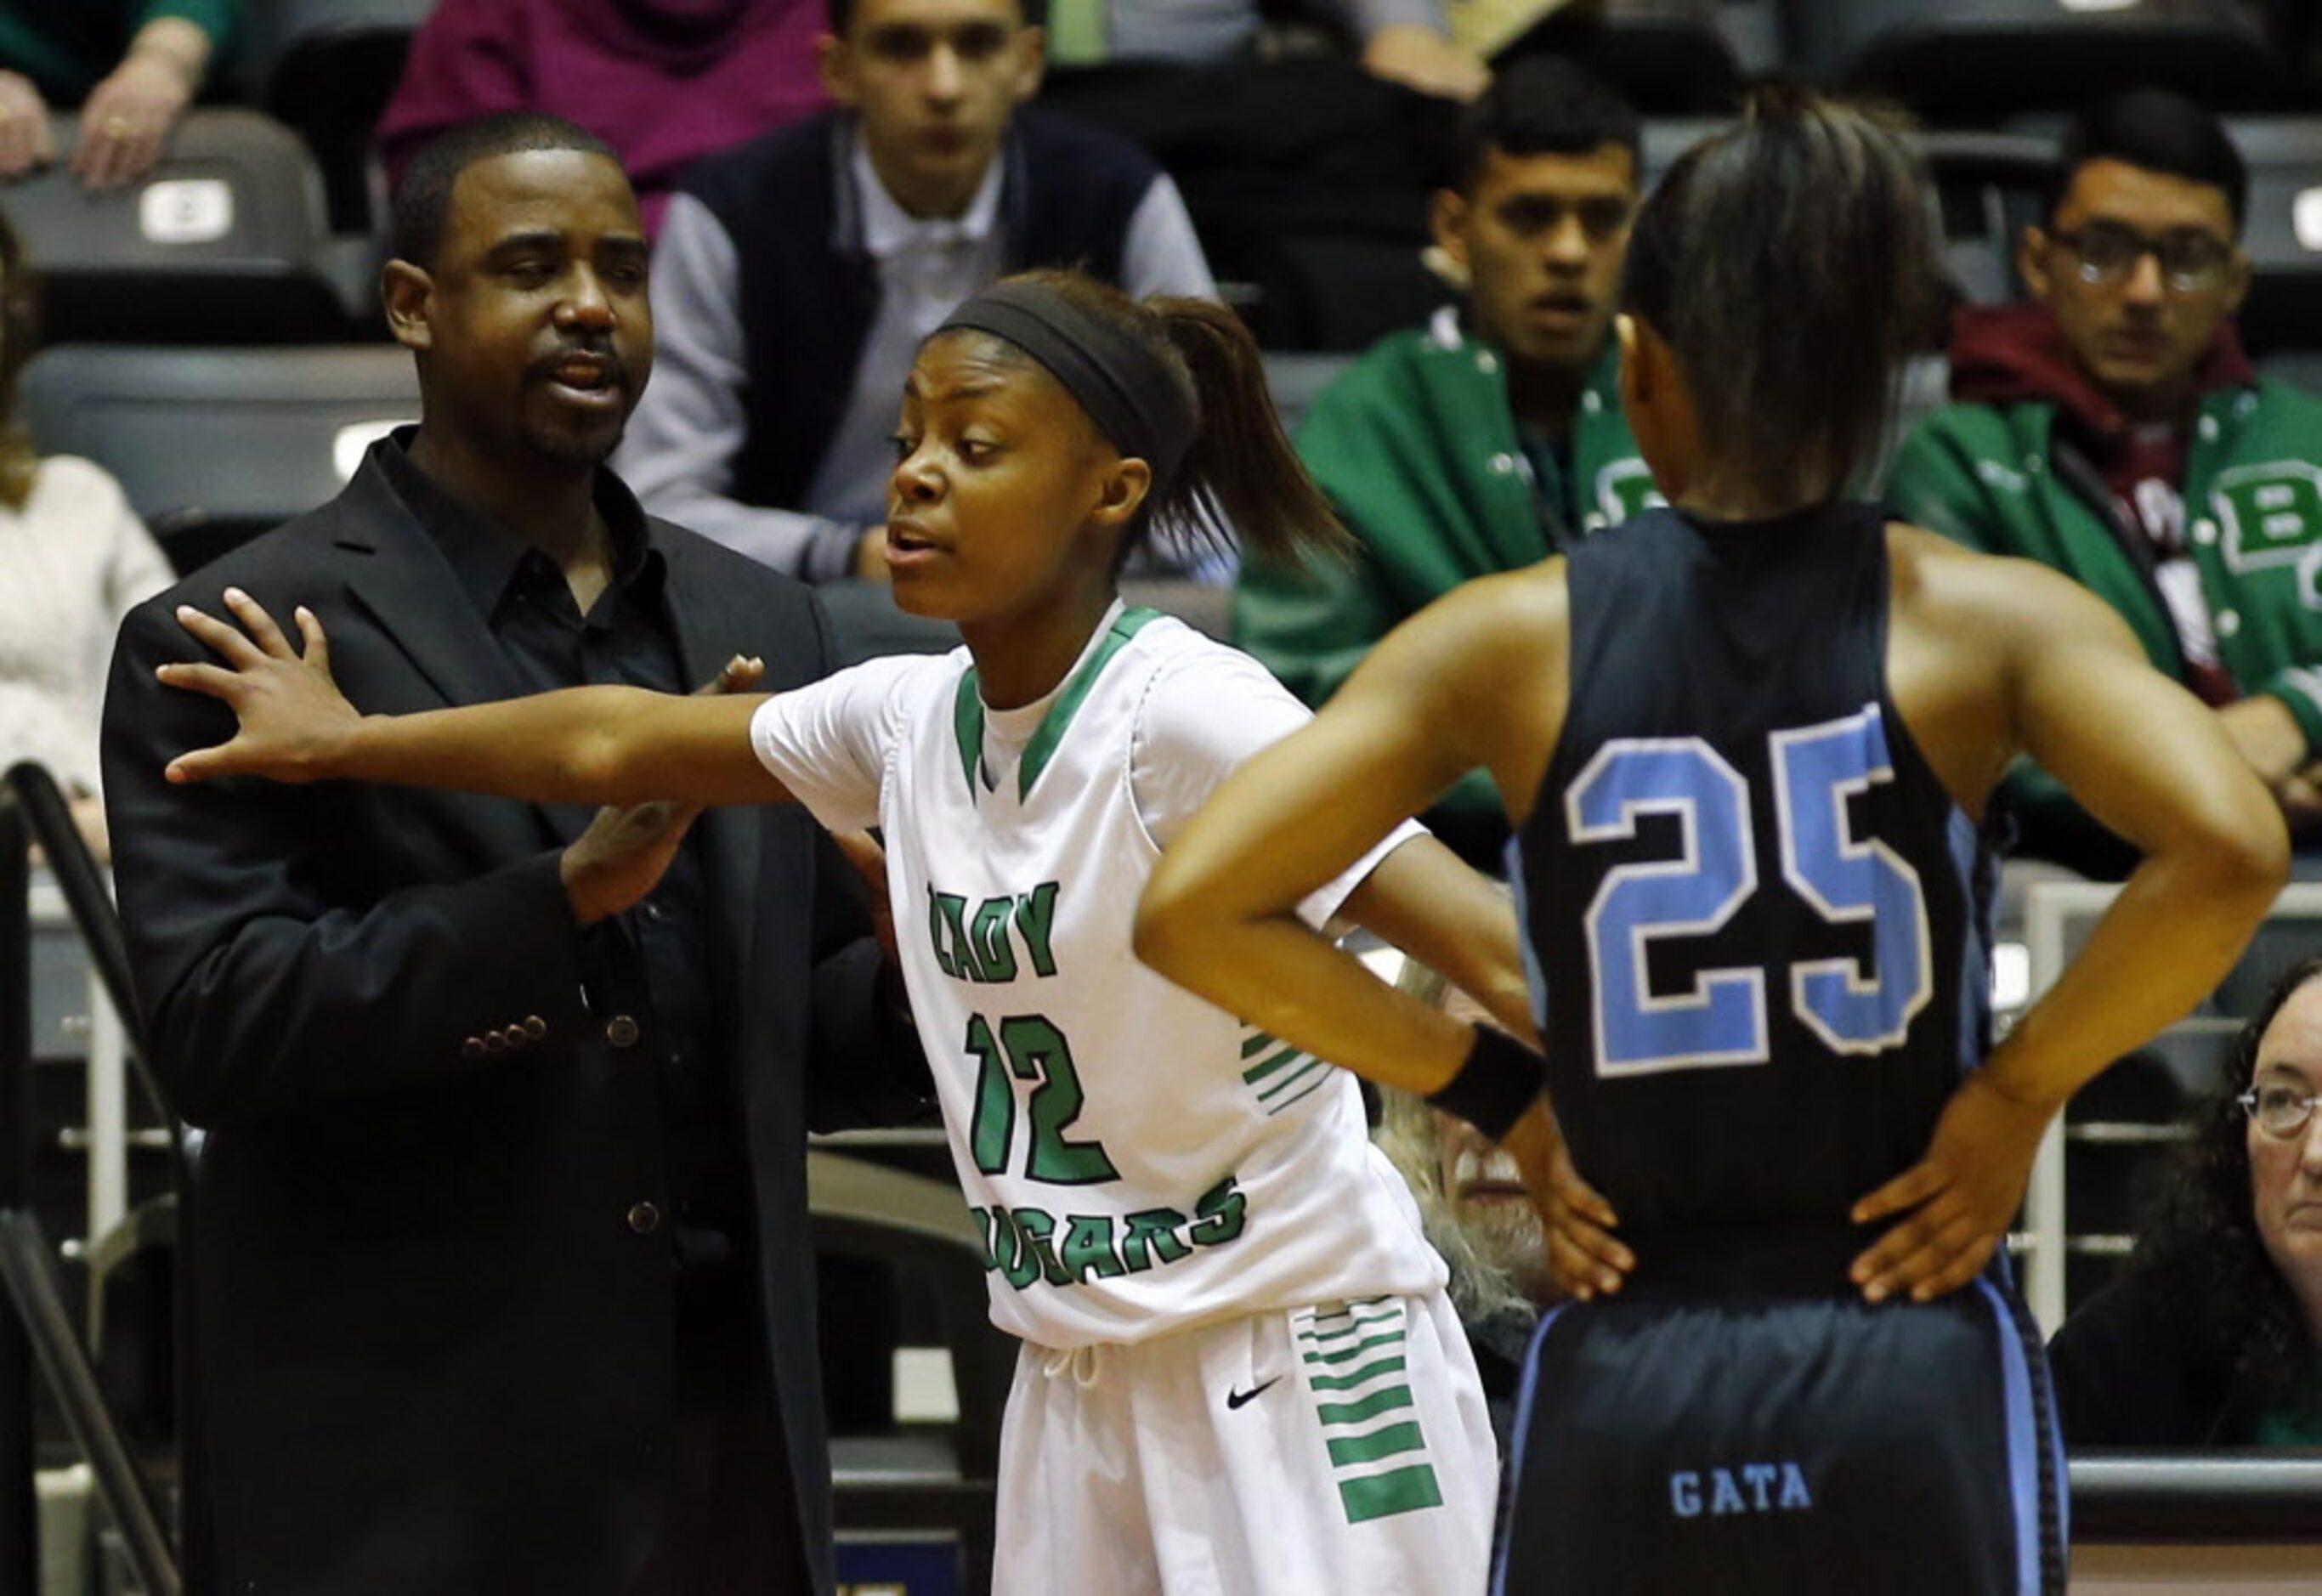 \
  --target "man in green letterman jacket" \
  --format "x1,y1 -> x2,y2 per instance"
1889,88 -> 2322,874
1233,58 -> 1650,870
